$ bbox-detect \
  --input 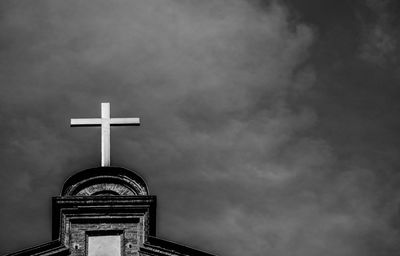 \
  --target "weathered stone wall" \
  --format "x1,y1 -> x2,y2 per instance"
68,221 -> 145,256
